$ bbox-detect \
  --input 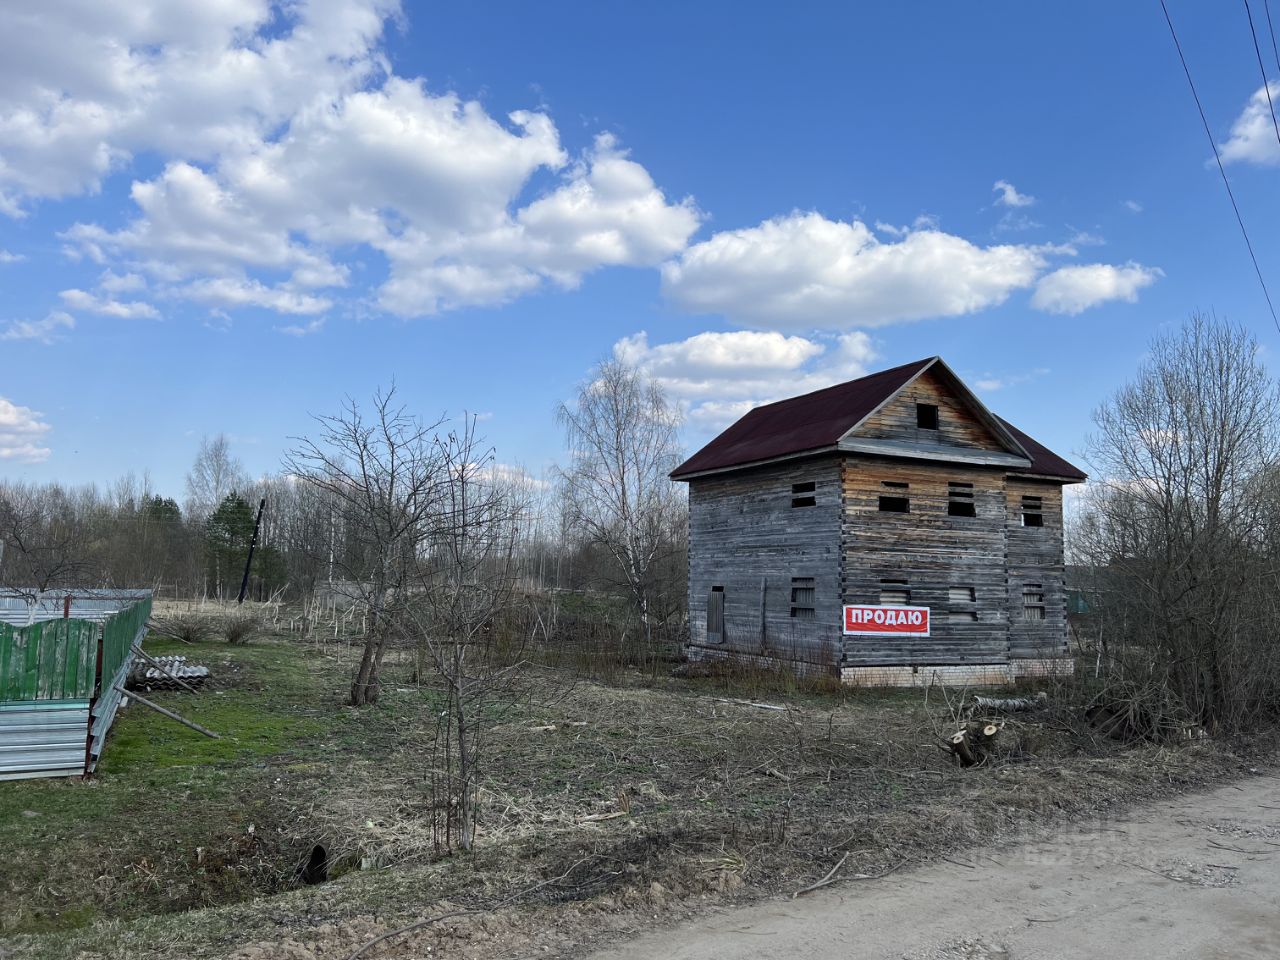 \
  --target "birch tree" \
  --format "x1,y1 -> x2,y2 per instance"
557,360 -> 685,648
